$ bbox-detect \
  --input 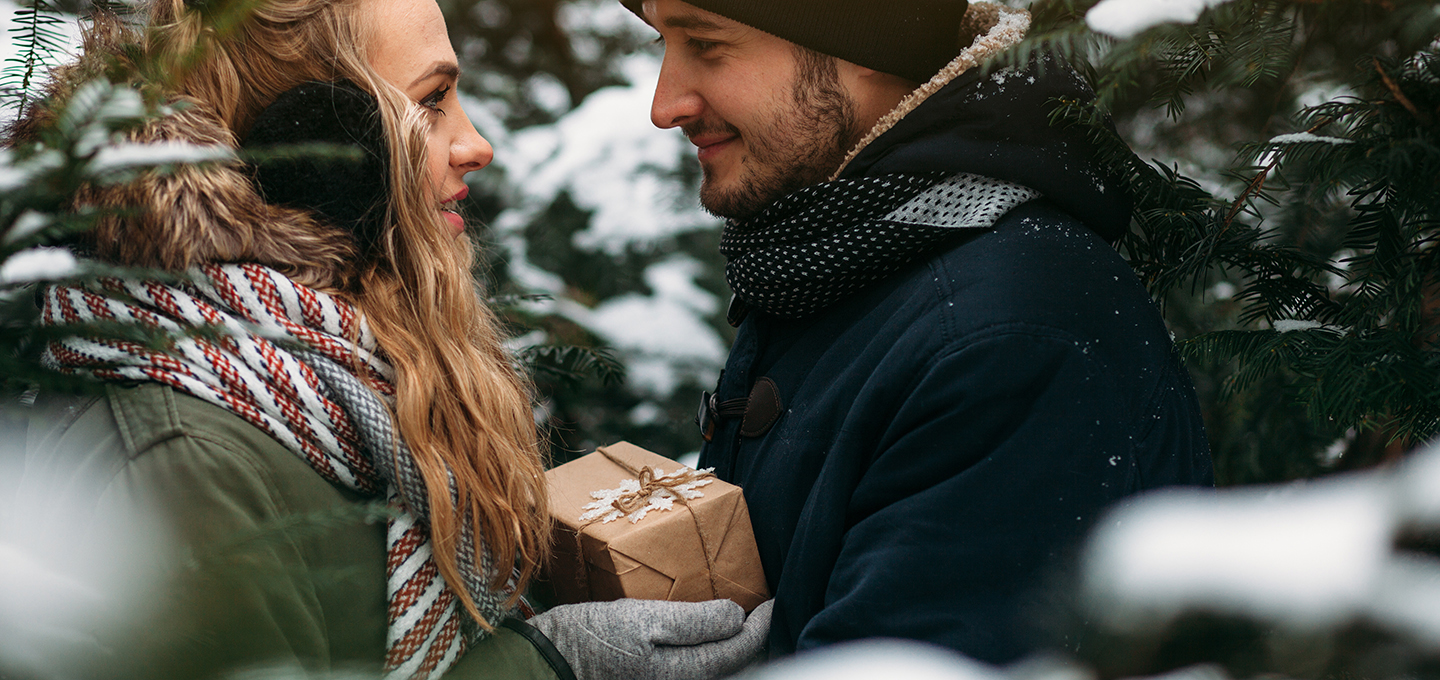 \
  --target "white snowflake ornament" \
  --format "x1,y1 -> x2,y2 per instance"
580,466 -> 716,524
